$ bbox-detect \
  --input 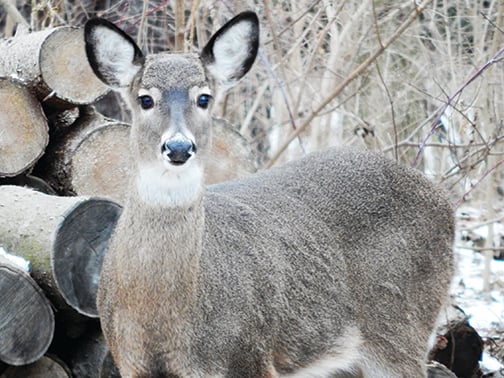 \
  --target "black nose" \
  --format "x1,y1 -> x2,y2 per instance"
162,139 -> 196,165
